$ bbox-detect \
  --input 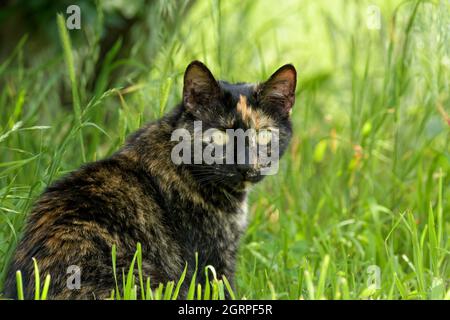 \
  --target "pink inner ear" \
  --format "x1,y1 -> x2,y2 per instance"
183,62 -> 220,109
275,68 -> 296,86
185,68 -> 211,90
269,69 -> 296,94
270,66 -> 296,95
270,80 -> 294,97
261,66 -> 297,113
